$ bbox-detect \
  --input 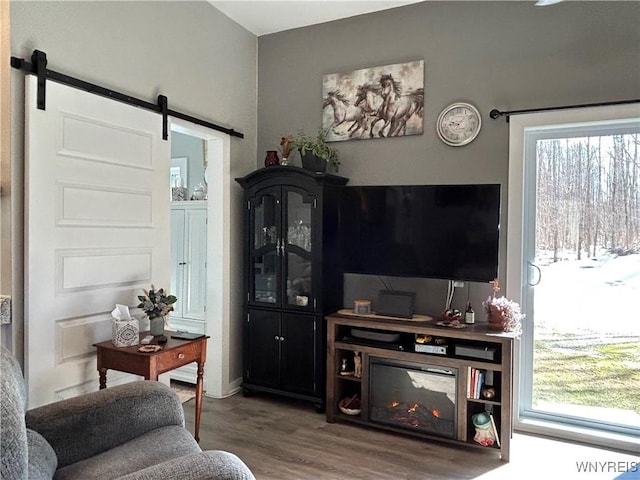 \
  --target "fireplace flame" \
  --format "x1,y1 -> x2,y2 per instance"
388,402 -> 441,420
